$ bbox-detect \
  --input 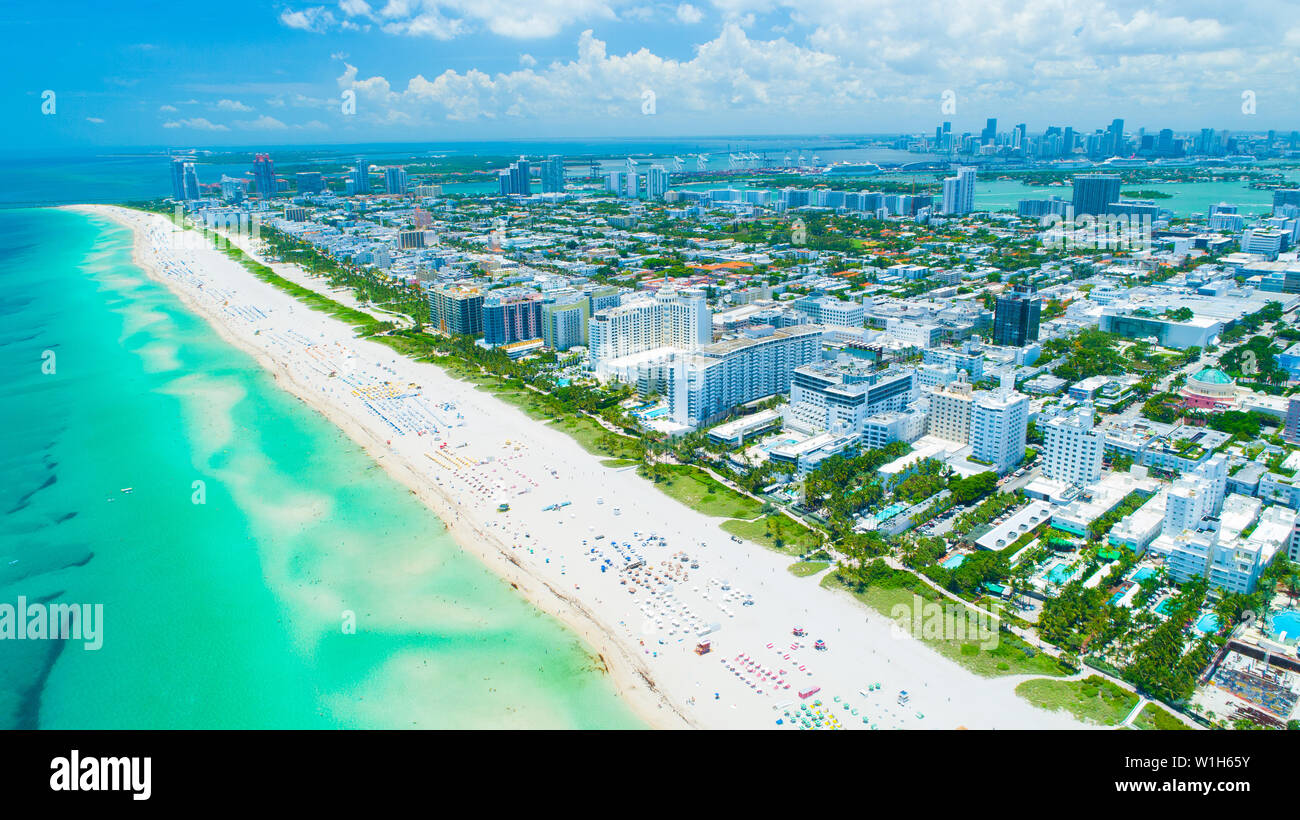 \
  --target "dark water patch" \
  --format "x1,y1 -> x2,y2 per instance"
62,551 -> 94,570
54,512 -> 77,524
7,474 -> 57,514
13,631 -> 67,729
